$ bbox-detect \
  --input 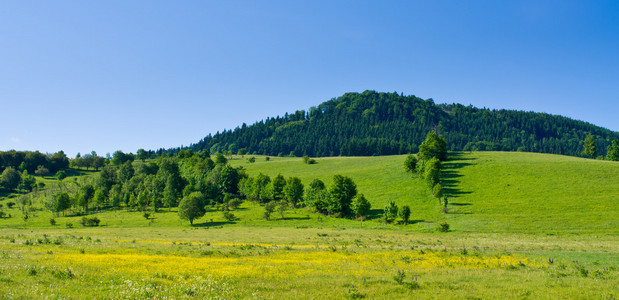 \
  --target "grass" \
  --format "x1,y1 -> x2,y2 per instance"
0,151 -> 617,298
